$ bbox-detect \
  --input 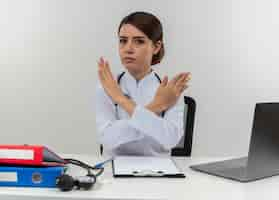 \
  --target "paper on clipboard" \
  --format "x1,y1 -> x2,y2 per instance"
112,156 -> 185,177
